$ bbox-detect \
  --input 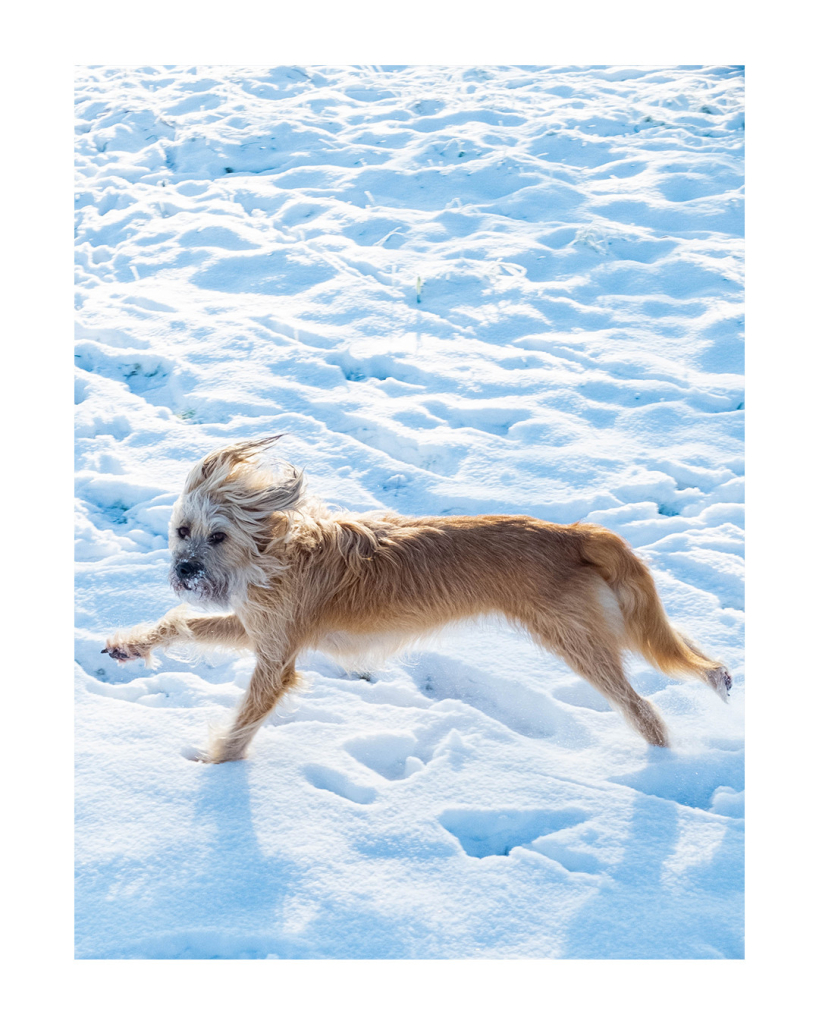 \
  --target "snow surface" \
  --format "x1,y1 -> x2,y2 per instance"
74,65 -> 744,959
